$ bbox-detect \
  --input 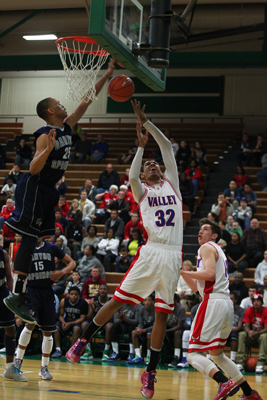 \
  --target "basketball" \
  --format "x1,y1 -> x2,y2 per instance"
245,356 -> 258,372
108,75 -> 135,102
